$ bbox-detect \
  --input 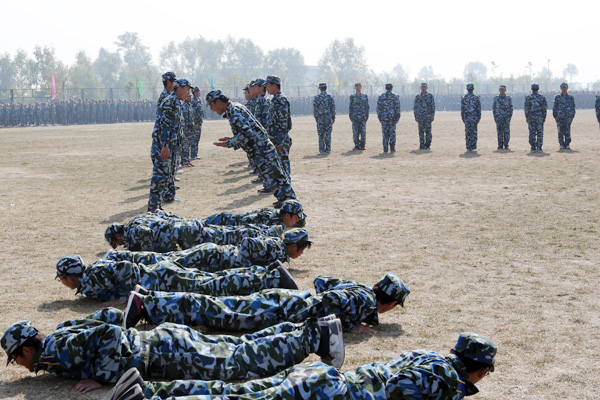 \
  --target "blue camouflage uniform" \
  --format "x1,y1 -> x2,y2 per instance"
181,98 -> 195,166
413,88 -> 435,149
245,96 -> 257,116
58,255 -> 289,301
202,199 -> 305,227
377,86 -> 401,153
139,332 -> 495,400
137,274 -> 409,333
524,85 -> 548,151
266,77 -> 293,177
148,92 -> 183,211
461,85 -> 481,152
1,308 -> 323,383
219,97 -> 296,202
492,89 -> 513,149
190,93 -> 204,159
349,91 -> 369,149
552,87 -> 576,149
313,86 -> 336,153
254,93 -> 270,129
